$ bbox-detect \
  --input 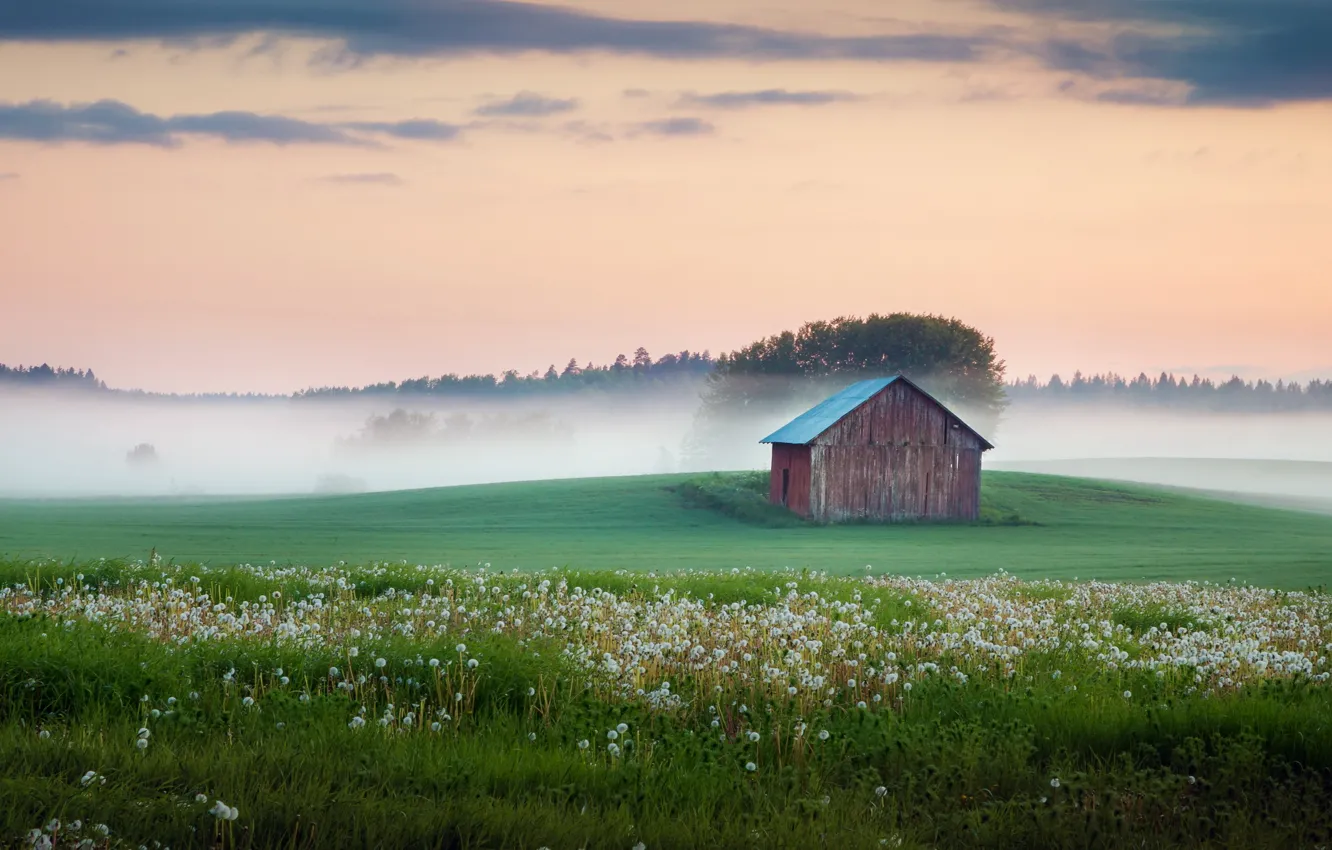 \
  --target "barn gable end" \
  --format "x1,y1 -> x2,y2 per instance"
760,376 -> 992,523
